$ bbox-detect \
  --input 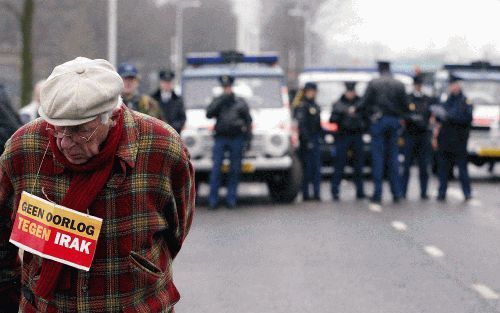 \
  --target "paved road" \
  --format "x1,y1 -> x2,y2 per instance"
174,167 -> 500,313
